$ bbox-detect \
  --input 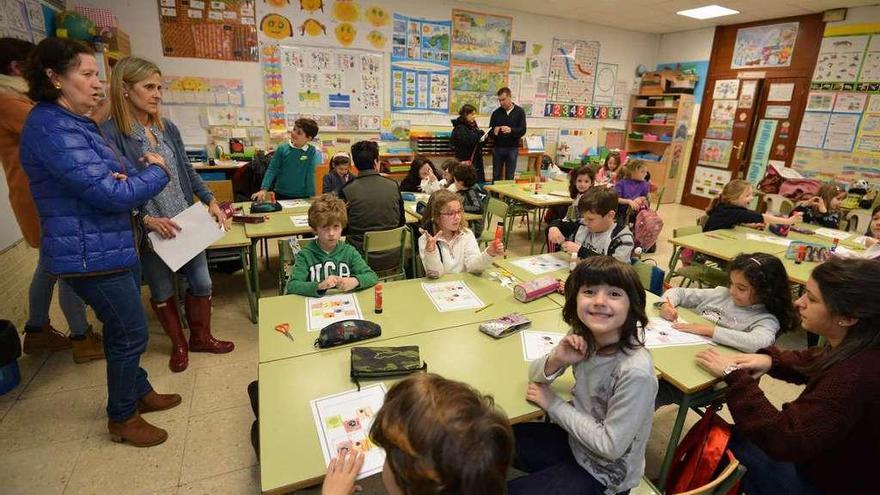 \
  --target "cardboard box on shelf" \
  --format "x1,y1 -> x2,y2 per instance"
100,27 -> 130,56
